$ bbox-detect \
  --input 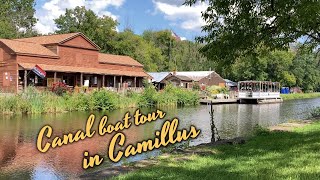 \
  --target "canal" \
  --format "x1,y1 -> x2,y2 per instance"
0,98 -> 319,179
